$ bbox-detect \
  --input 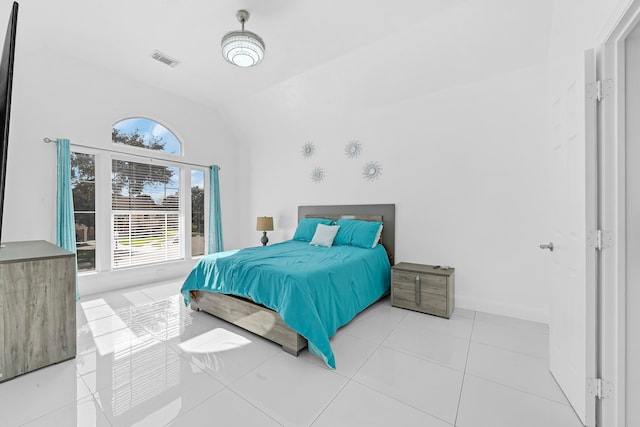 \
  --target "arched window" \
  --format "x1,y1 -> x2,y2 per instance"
110,117 -> 184,268
112,117 -> 181,155
70,117 -> 206,282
